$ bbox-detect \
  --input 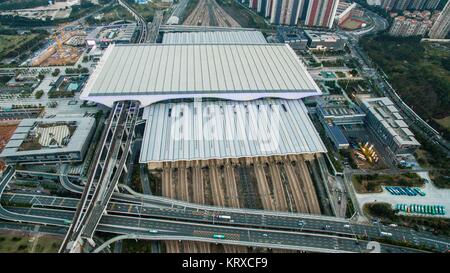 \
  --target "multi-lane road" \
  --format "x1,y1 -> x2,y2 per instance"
1,168 -> 450,253
4,206 -> 424,253
59,101 -> 140,252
